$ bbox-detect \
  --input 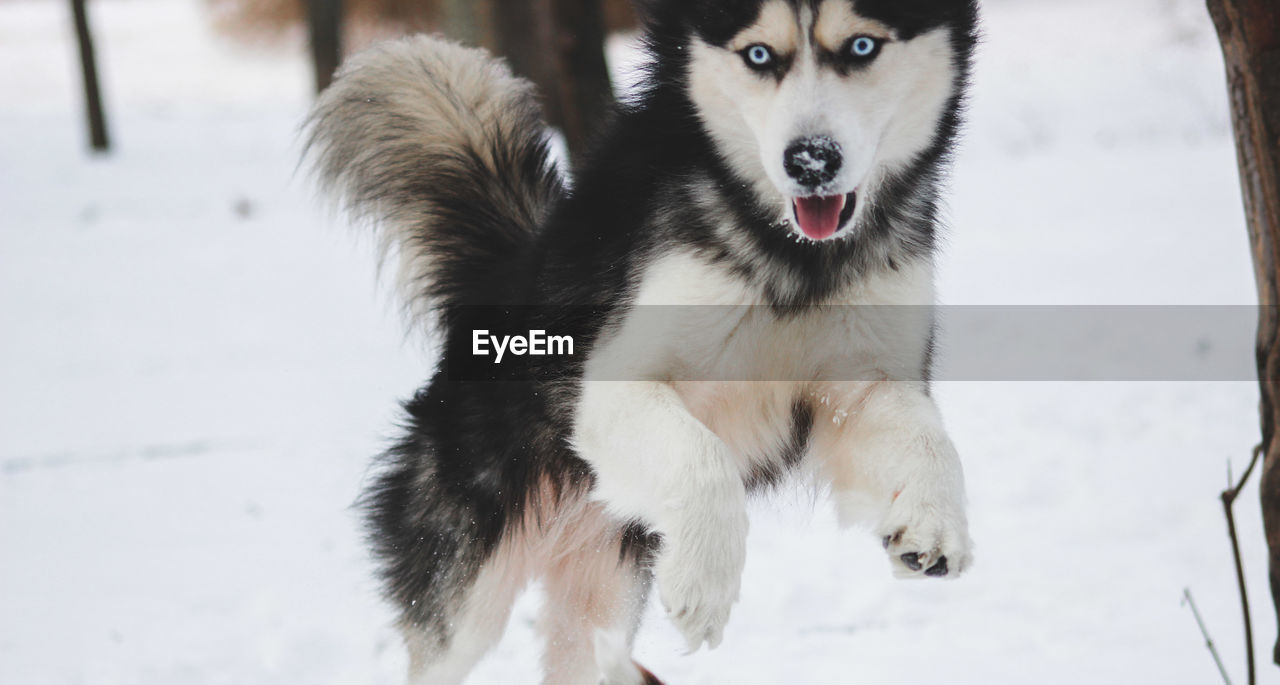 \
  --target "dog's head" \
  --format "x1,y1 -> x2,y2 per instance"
644,0 -> 977,243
